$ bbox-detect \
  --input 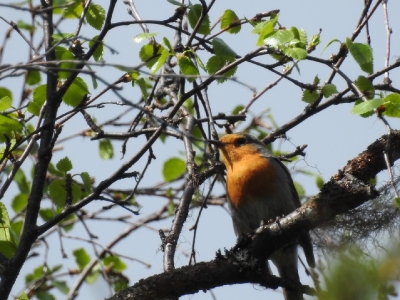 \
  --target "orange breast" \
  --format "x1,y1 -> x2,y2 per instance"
226,151 -> 277,208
